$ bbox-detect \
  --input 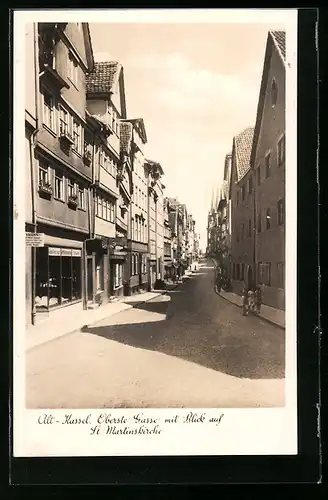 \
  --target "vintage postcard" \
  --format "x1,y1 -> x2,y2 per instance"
13,8 -> 298,457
